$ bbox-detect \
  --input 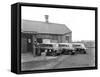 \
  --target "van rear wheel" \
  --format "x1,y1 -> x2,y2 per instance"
51,50 -> 56,56
68,50 -> 73,55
